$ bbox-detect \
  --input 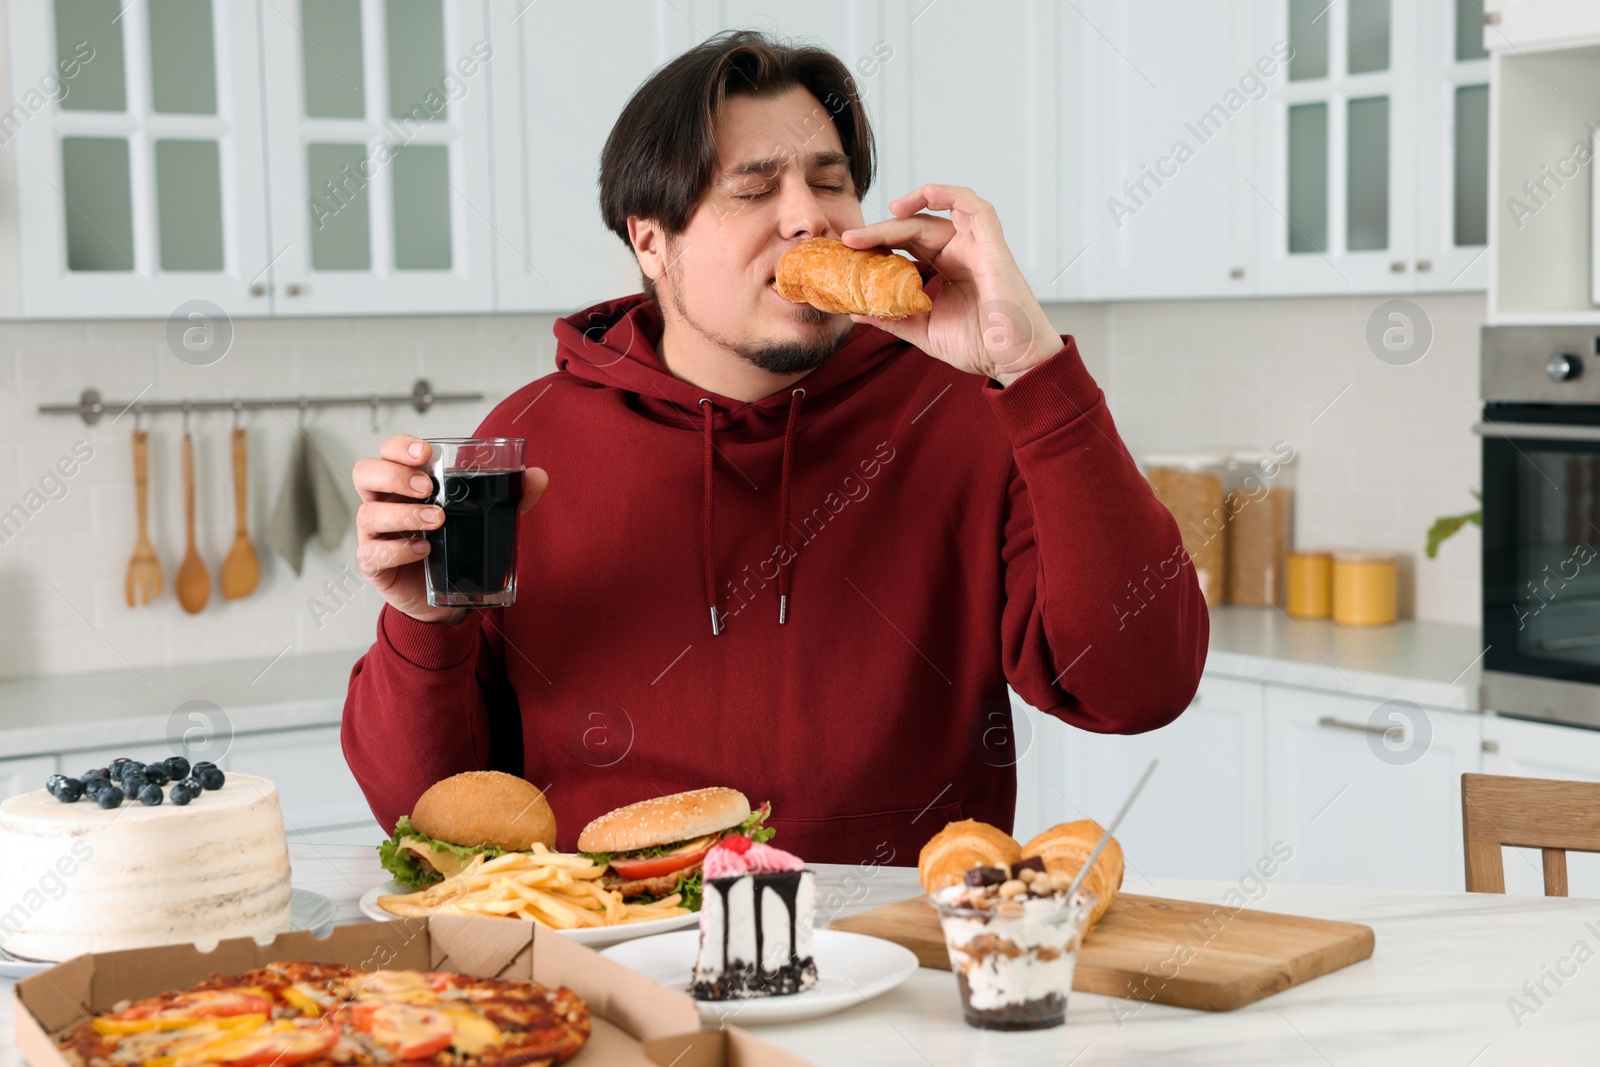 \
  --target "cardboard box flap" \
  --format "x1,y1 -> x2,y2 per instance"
643,1027 -> 815,1067
522,918 -> 701,1041
427,913 -> 534,980
15,953 -> 94,1033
